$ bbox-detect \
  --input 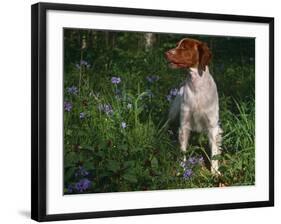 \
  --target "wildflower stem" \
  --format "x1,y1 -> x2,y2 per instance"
200,147 -> 211,164
78,49 -> 84,96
